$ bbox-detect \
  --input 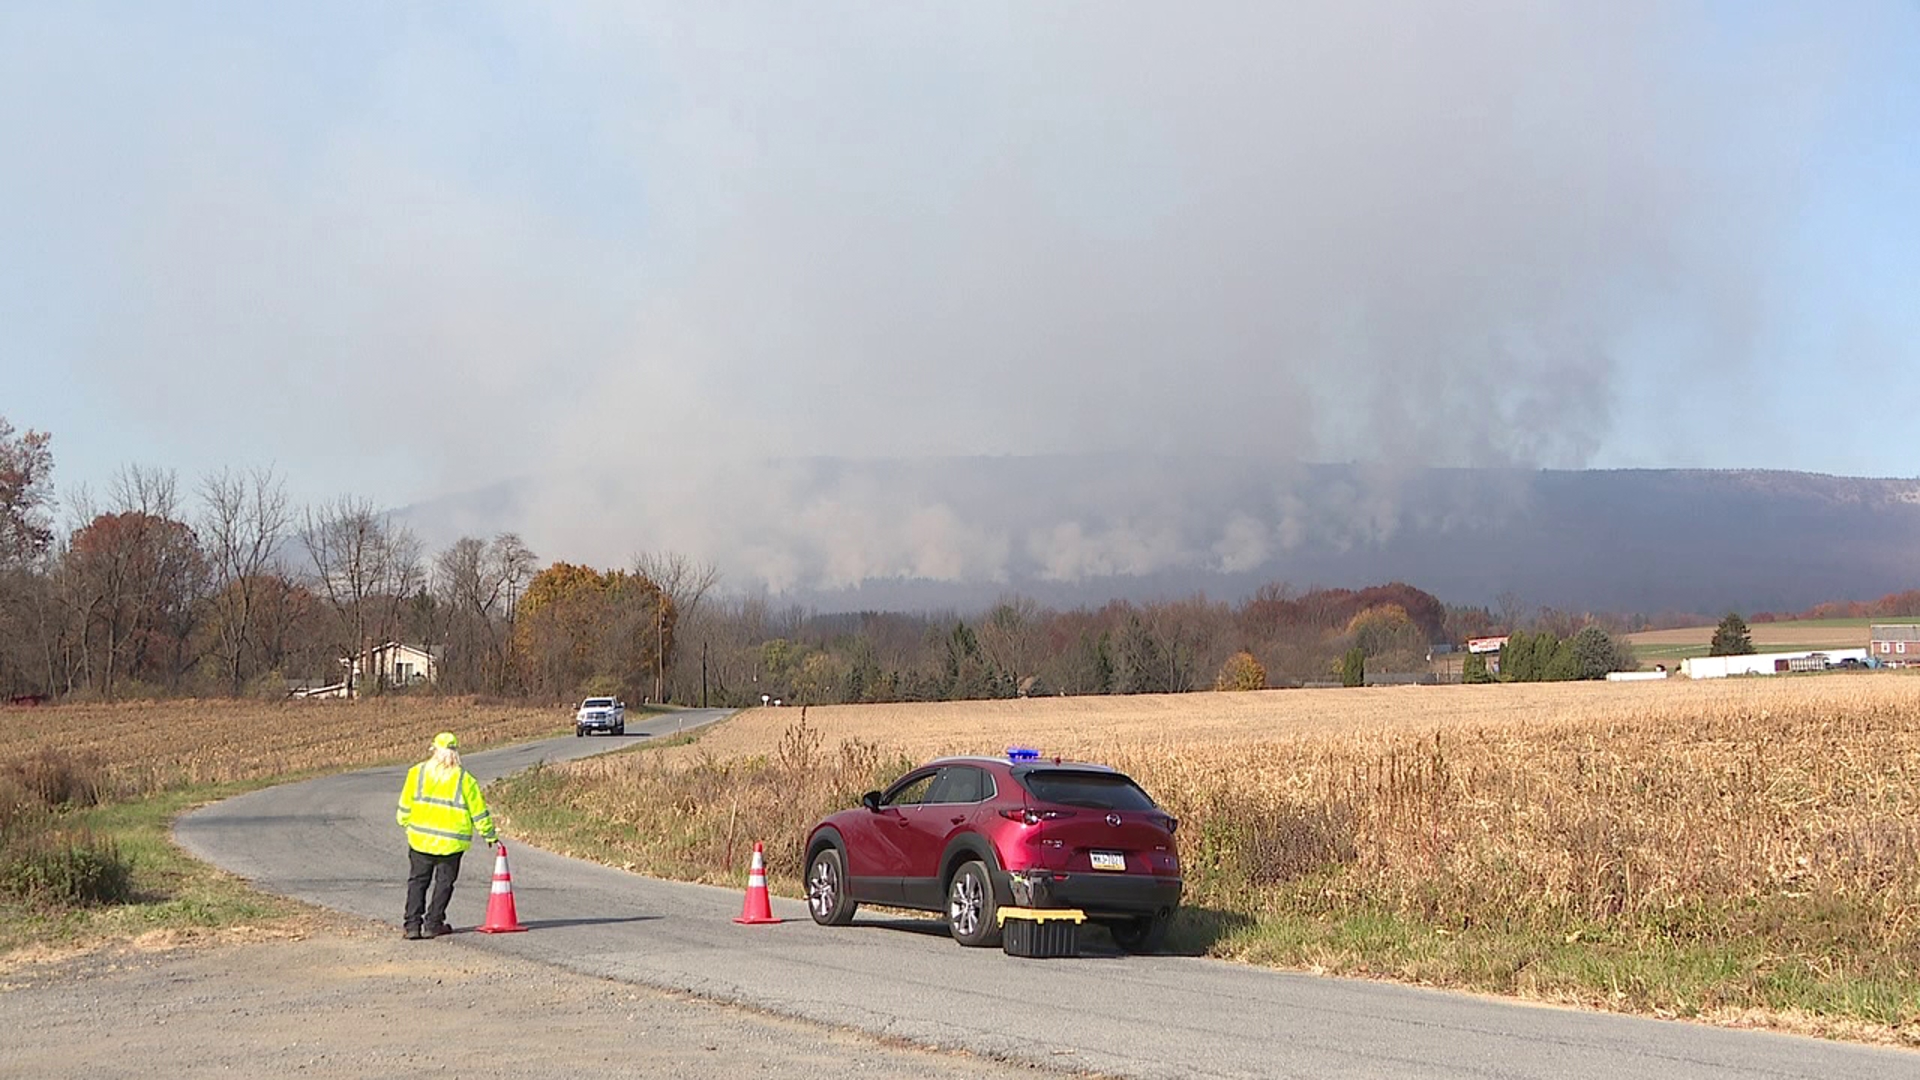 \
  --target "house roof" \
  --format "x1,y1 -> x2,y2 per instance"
1870,624 -> 1920,642
341,641 -> 440,663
